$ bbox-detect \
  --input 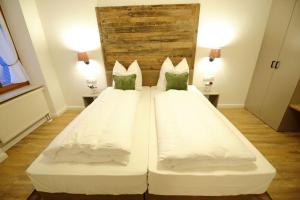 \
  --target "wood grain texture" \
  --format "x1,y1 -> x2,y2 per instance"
96,4 -> 200,86
1,109 -> 300,200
